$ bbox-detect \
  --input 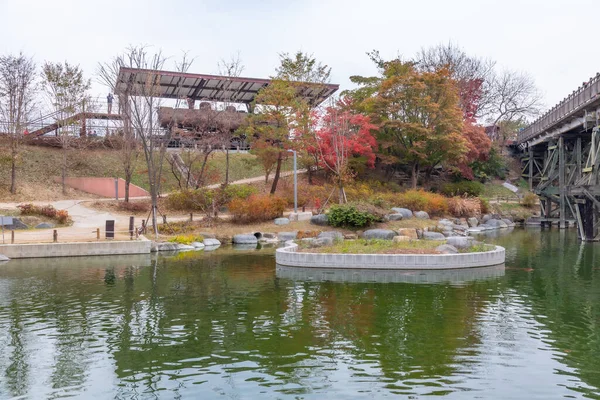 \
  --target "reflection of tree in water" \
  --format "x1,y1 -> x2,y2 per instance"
304,281 -> 496,385
4,300 -> 29,397
499,229 -> 600,397
104,251 -> 503,396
